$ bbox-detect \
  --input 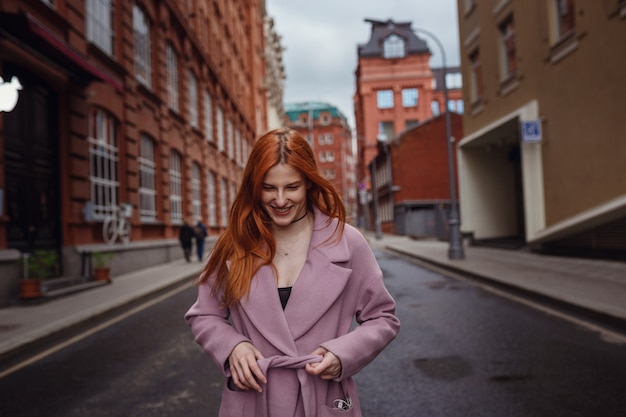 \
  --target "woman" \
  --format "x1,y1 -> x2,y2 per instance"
185,128 -> 400,416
